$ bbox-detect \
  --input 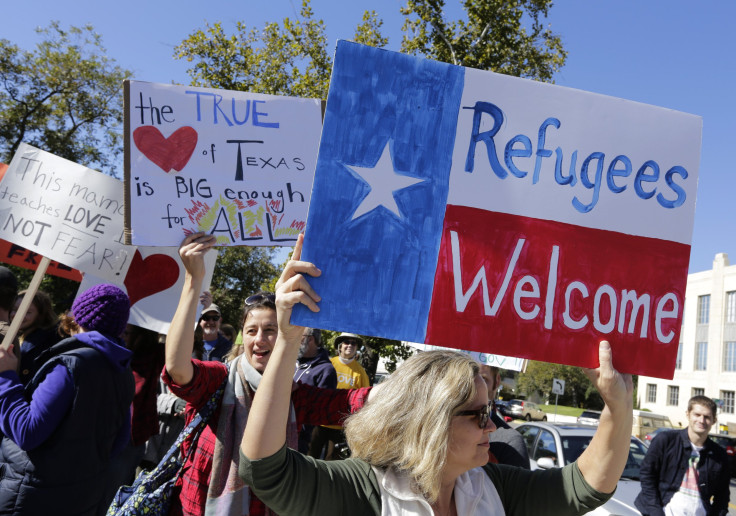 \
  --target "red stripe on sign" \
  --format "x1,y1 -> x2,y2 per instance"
426,205 -> 689,379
